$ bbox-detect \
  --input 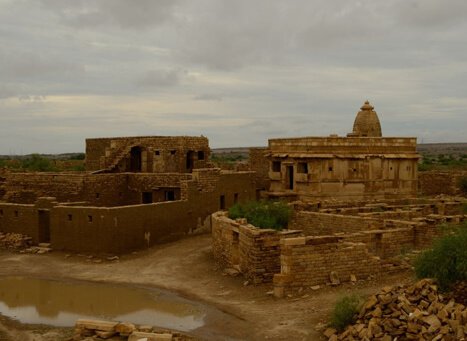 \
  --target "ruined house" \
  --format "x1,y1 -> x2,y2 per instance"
85,136 -> 211,173
0,136 -> 256,253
